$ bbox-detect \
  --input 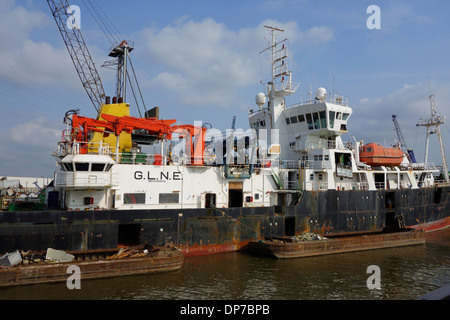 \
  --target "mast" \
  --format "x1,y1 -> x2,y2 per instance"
102,40 -> 135,104
417,94 -> 449,182
260,26 -> 298,98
